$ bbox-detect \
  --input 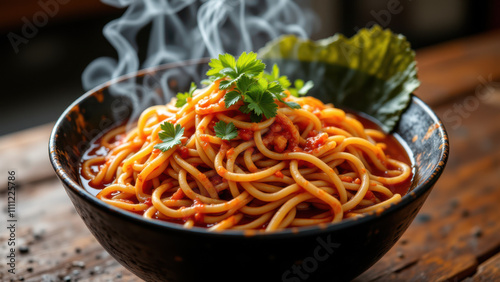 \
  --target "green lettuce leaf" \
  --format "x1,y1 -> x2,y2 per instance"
257,25 -> 420,132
